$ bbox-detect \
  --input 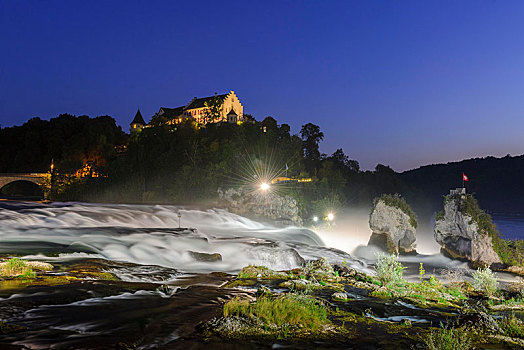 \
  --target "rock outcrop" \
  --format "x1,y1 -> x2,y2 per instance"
218,187 -> 302,225
368,197 -> 417,254
188,251 -> 222,262
434,192 -> 501,266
